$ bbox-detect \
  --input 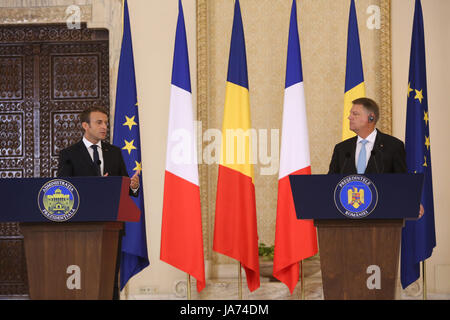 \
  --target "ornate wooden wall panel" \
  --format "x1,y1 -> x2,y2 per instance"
0,24 -> 109,298
0,42 -> 34,297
